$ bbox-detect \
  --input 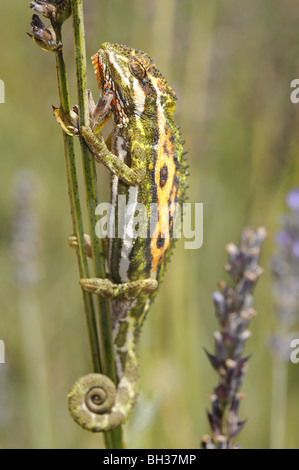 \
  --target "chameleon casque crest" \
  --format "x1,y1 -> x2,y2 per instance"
67,42 -> 188,432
